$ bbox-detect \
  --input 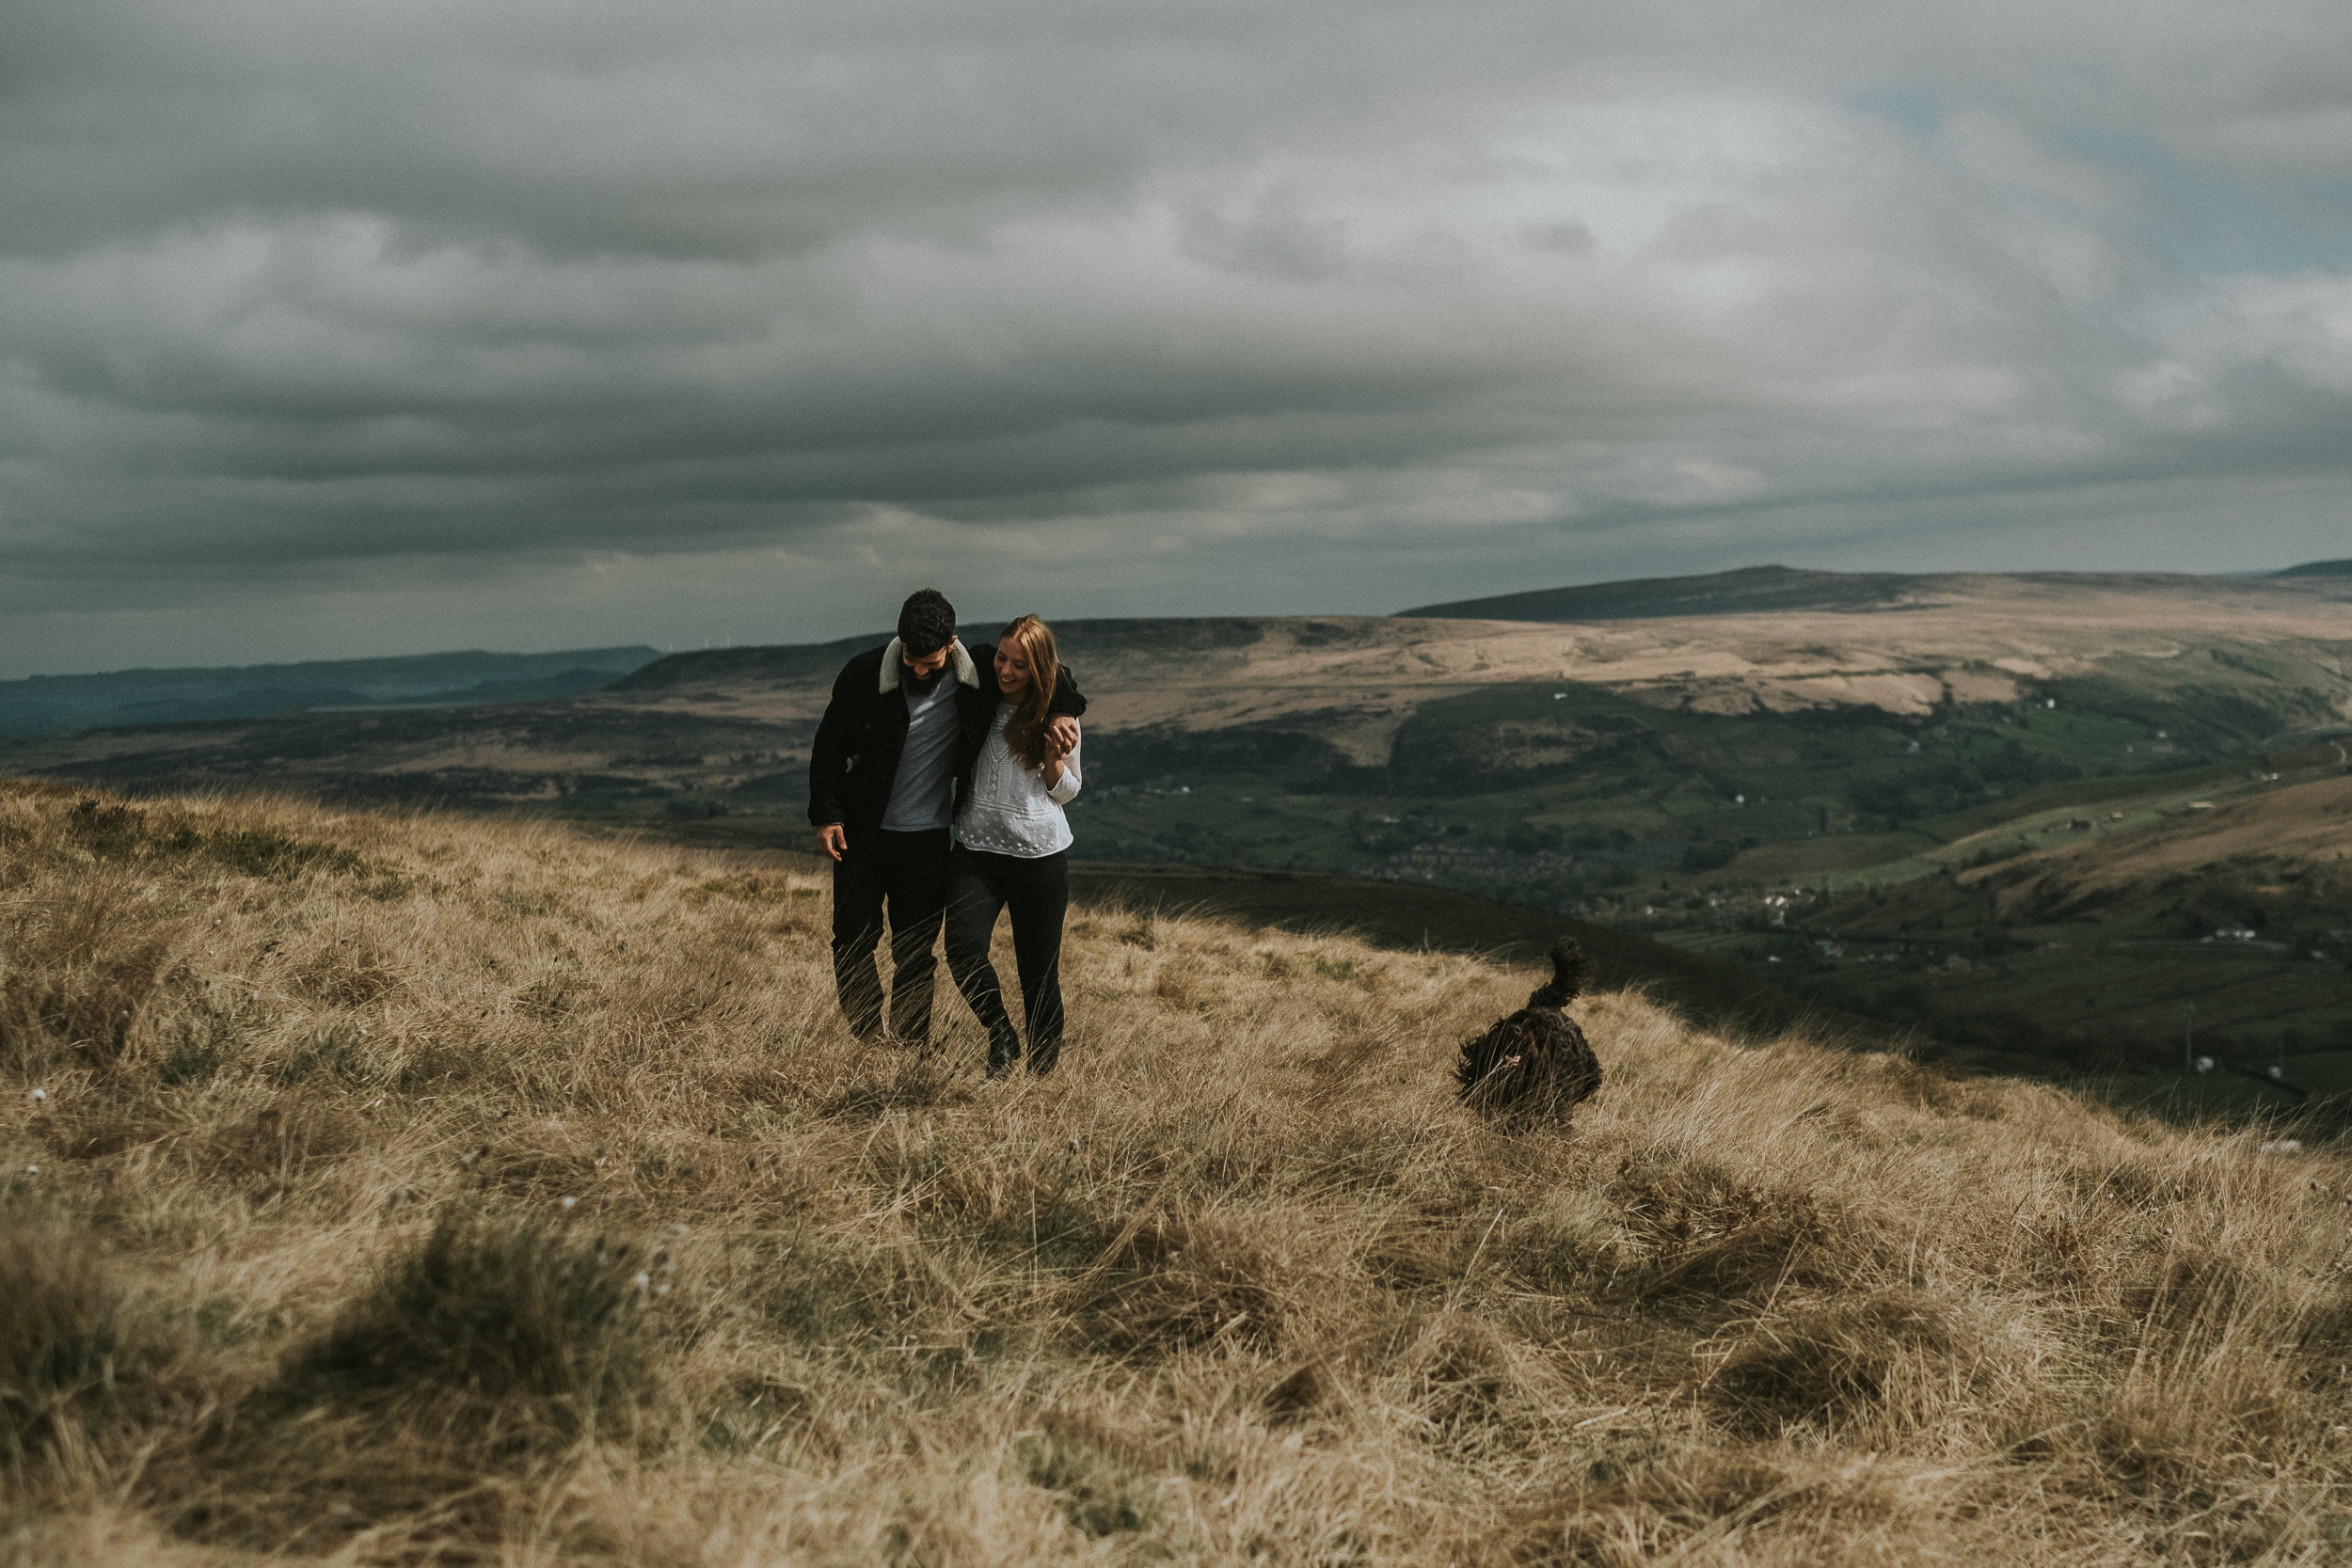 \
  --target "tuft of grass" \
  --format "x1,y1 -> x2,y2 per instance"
194,826 -> 369,881
58,795 -> 371,881
1085,1212 -> 1356,1354
157,1006 -> 237,1088
160,1213 -> 657,1554
270,1025 -> 386,1088
1017,1431 -> 1163,1535
0,879 -> 178,1073
0,1218 -> 148,1466
1708,1289 -> 1976,1430
276,1212 -> 651,1436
